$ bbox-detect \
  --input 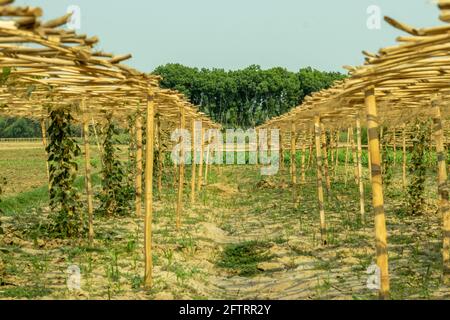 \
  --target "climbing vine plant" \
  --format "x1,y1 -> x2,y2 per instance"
406,120 -> 432,215
96,115 -> 134,217
46,108 -> 84,238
